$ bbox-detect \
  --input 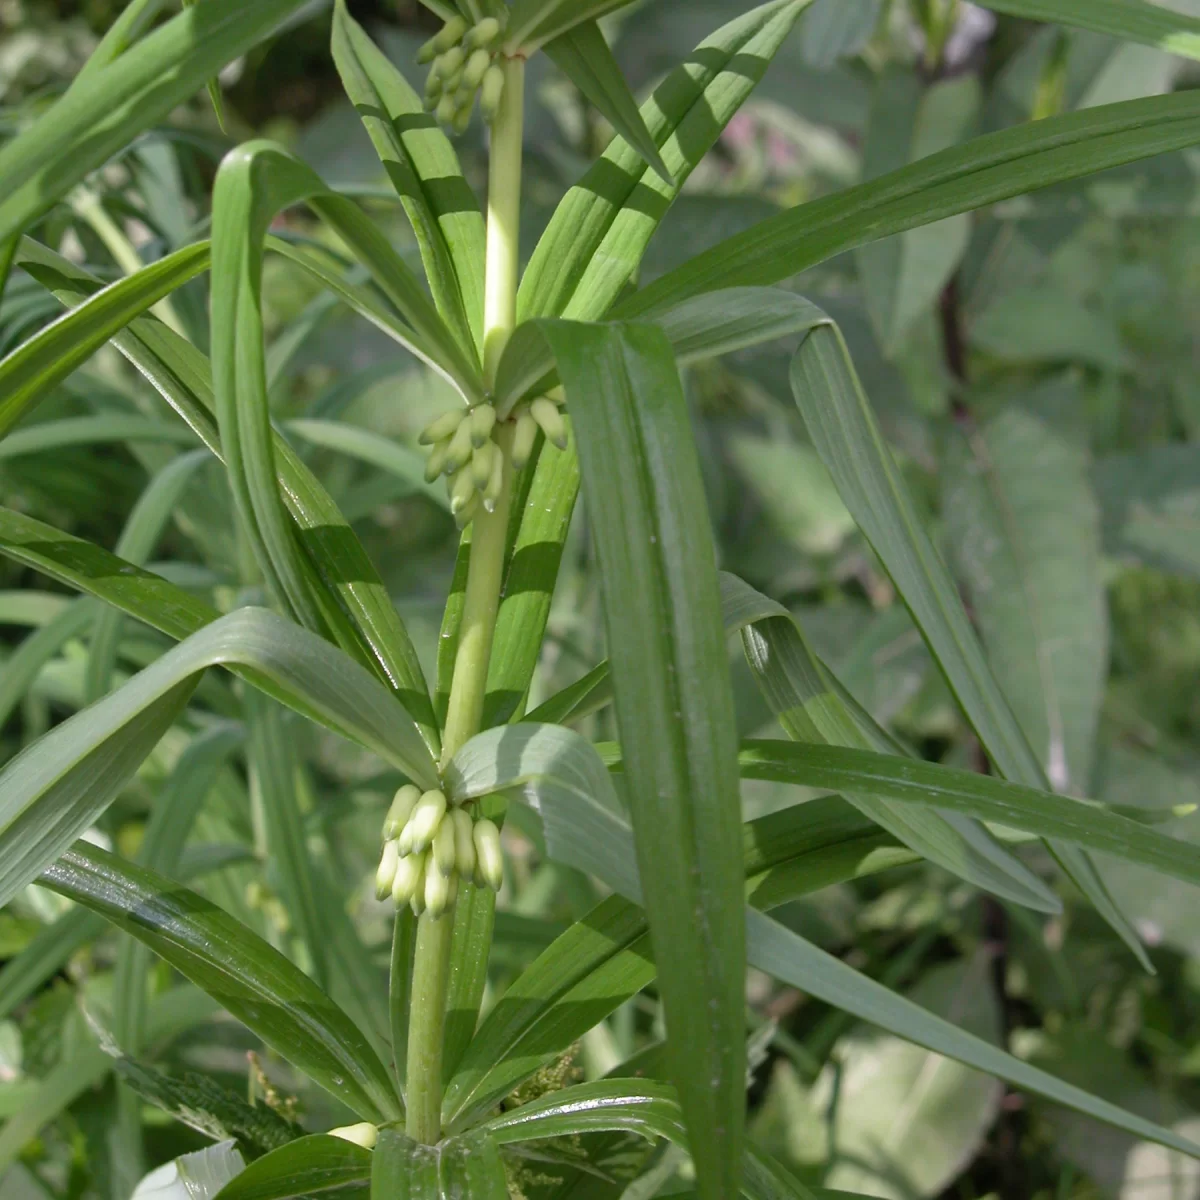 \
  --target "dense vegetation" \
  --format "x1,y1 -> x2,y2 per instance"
1,2 -> 1199,1198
